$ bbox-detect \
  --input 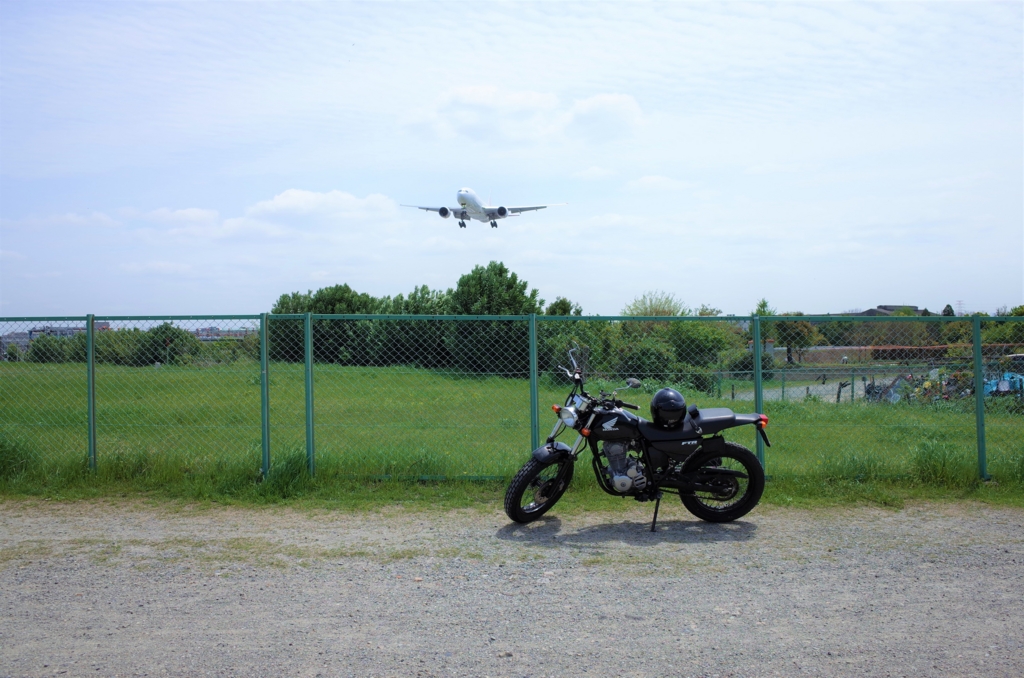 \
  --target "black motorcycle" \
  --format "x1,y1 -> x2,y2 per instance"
505,347 -> 771,531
